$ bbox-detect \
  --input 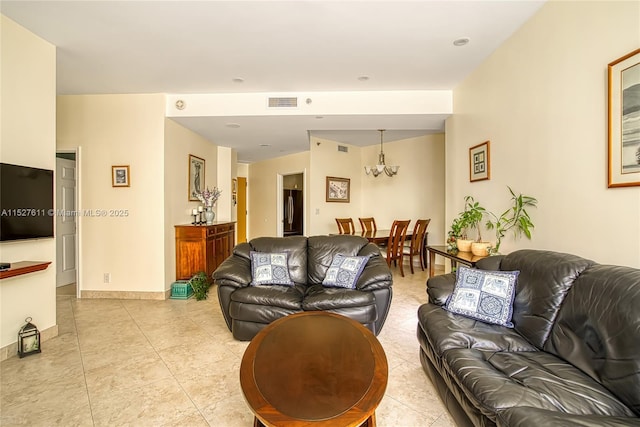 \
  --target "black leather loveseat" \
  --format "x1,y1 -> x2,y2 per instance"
213,235 -> 393,340
417,249 -> 640,427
